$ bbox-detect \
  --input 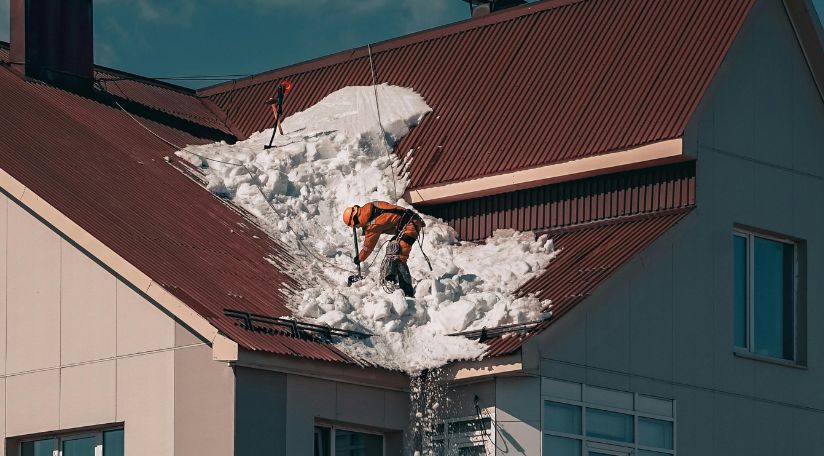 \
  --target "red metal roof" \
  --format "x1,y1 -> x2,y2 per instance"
428,161 -> 695,242
481,208 -> 693,357
200,0 -> 753,190
95,67 -> 233,136
0,63 -> 357,364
